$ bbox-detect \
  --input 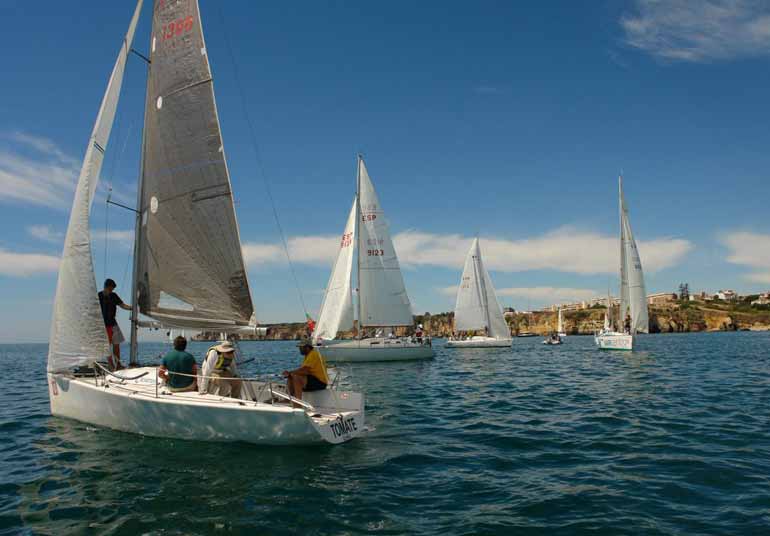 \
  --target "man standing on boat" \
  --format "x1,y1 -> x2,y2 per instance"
201,341 -> 242,398
283,339 -> 329,401
98,278 -> 131,370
